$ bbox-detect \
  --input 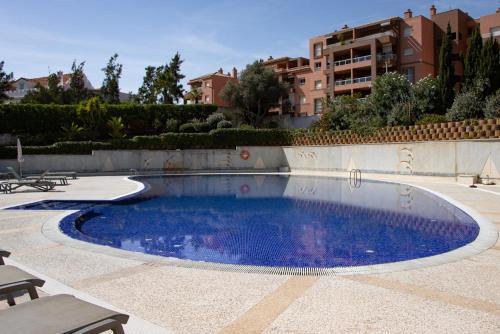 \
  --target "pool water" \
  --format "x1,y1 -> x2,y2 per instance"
9,175 -> 479,268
